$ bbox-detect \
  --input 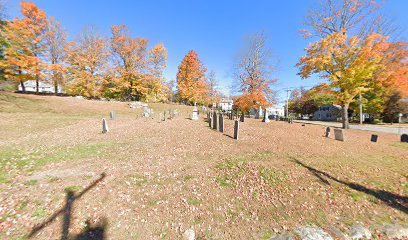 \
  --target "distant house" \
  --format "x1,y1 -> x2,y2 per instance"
18,80 -> 63,94
400,98 -> 408,123
219,98 -> 233,111
313,104 -> 341,121
266,105 -> 285,117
